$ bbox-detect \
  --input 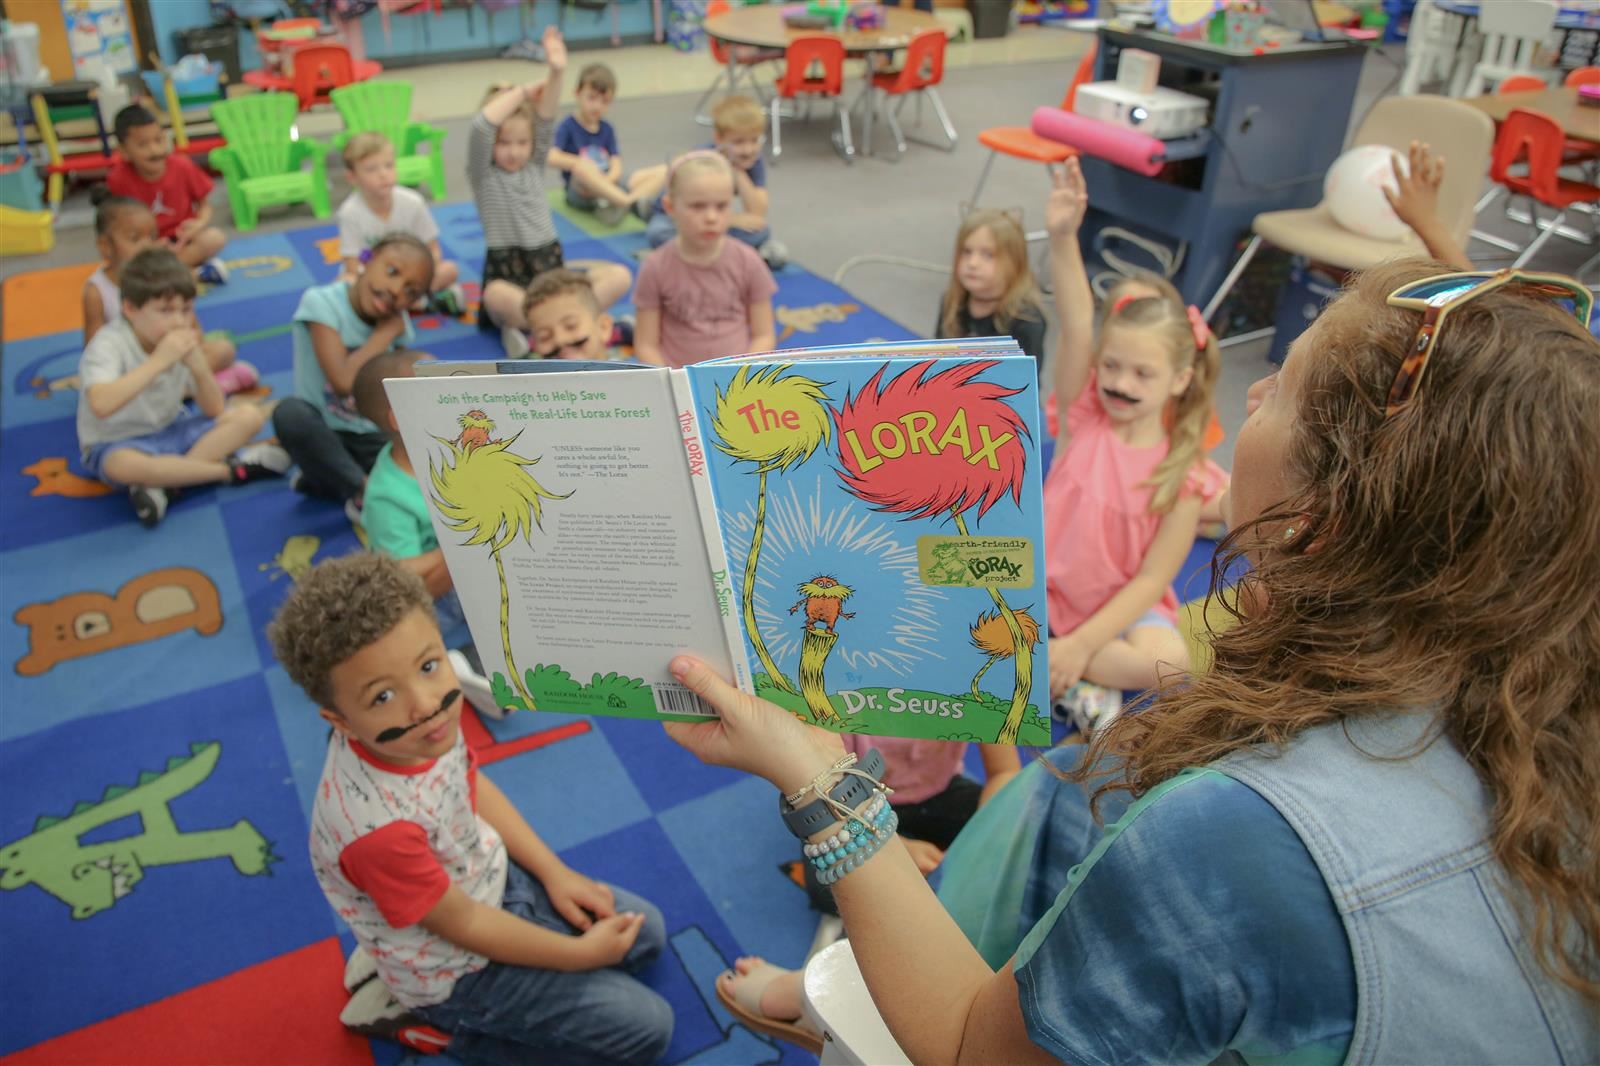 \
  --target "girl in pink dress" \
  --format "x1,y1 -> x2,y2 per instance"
1043,160 -> 1223,733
